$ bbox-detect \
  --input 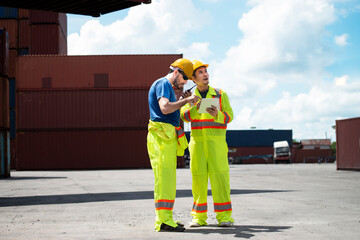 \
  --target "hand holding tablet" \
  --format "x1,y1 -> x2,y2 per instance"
197,98 -> 220,113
